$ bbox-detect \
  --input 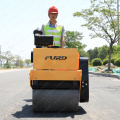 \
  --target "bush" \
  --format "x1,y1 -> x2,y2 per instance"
92,58 -> 102,66
88,65 -> 91,67
4,63 -> 11,68
114,58 -> 120,67
88,62 -> 91,65
111,57 -> 117,65
103,59 -> 108,65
